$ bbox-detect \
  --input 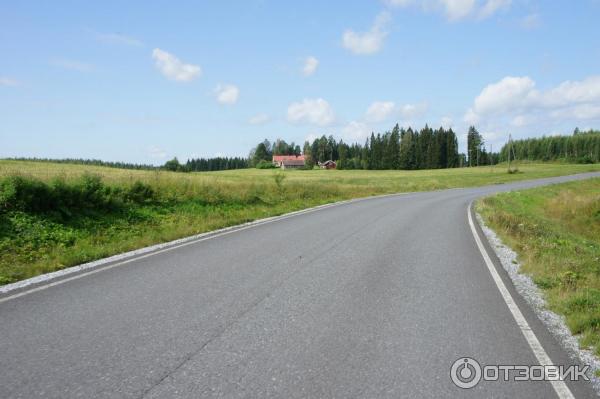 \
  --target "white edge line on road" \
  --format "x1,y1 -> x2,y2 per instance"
0,190 -> 425,304
467,201 -> 574,399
